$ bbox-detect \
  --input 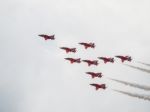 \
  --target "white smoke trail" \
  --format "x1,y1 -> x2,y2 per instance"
136,61 -> 150,67
109,78 -> 150,91
113,89 -> 150,101
125,64 -> 150,74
